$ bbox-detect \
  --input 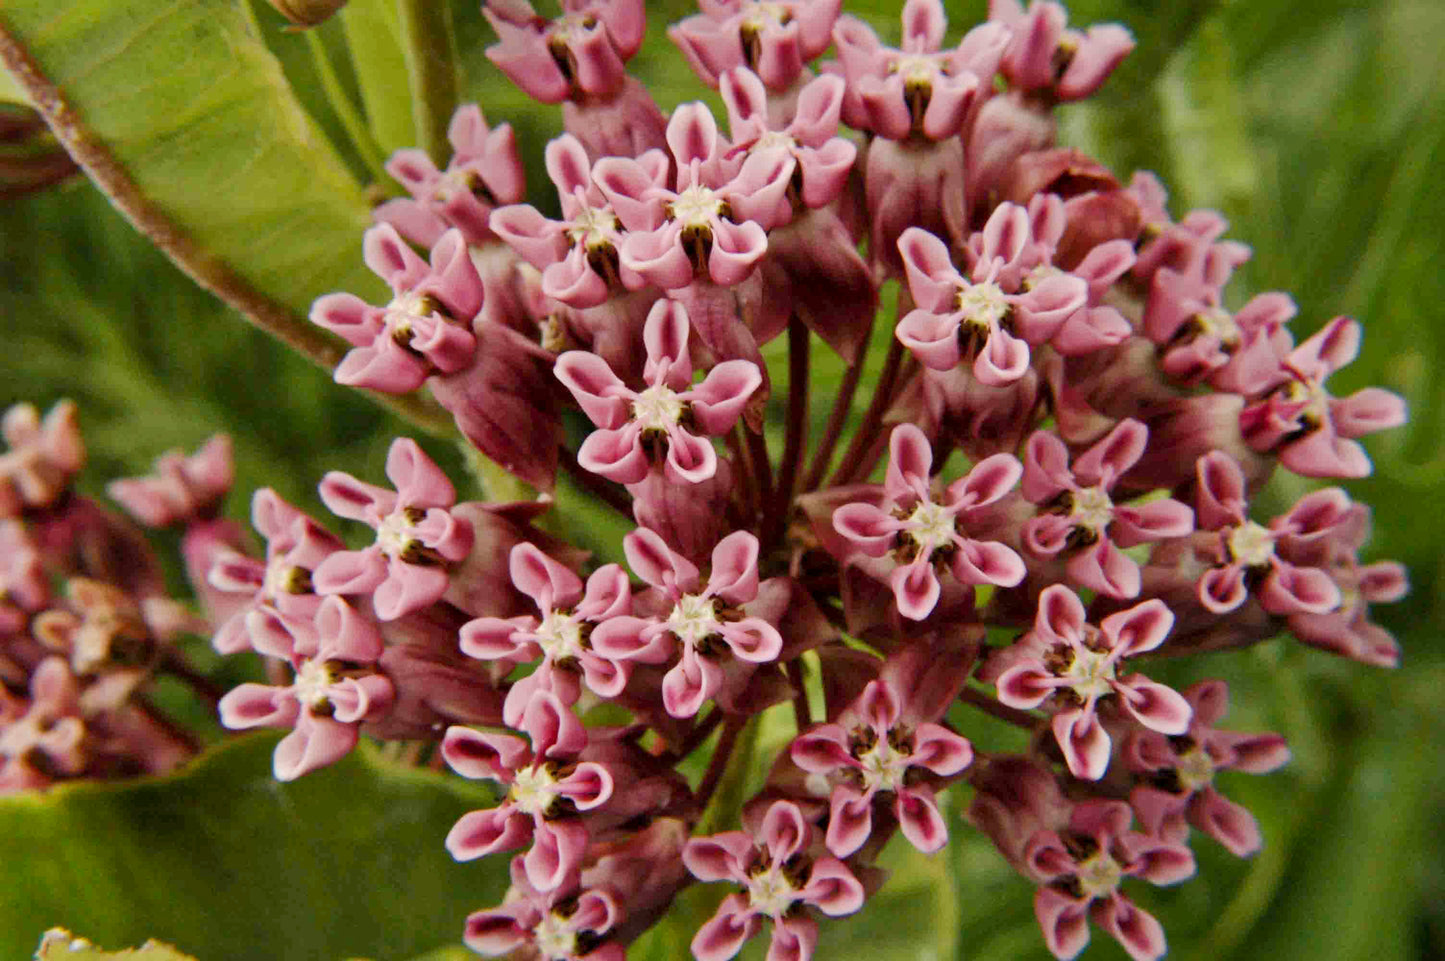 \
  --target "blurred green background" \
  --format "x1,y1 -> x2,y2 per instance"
1,0 -> 1441,959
